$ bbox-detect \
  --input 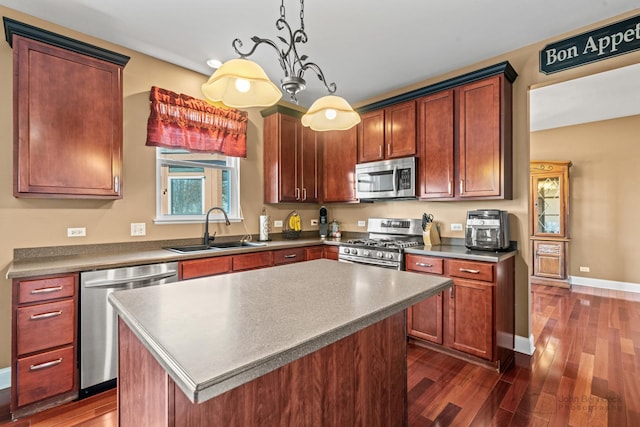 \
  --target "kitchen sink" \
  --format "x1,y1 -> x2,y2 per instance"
164,241 -> 266,254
